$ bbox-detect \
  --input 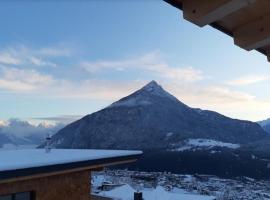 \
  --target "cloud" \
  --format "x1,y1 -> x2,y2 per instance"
0,45 -> 72,68
32,115 -> 82,124
0,52 -> 21,65
28,56 -> 58,67
163,82 -> 270,121
0,48 -> 269,121
81,52 -> 205,83
0,120 -> 7,127
226,75 -> 270,86
0,79 -> 35,91
0,118 -> 64,138
167,83 -> 254,106
49,79 -> 269,121
0,66 -> 55,91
